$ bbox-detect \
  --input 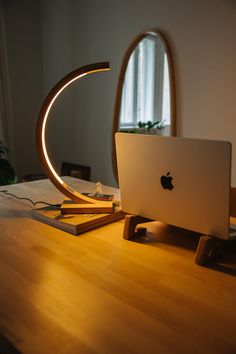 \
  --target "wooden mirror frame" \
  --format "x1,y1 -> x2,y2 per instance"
112,30 -> 176,181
